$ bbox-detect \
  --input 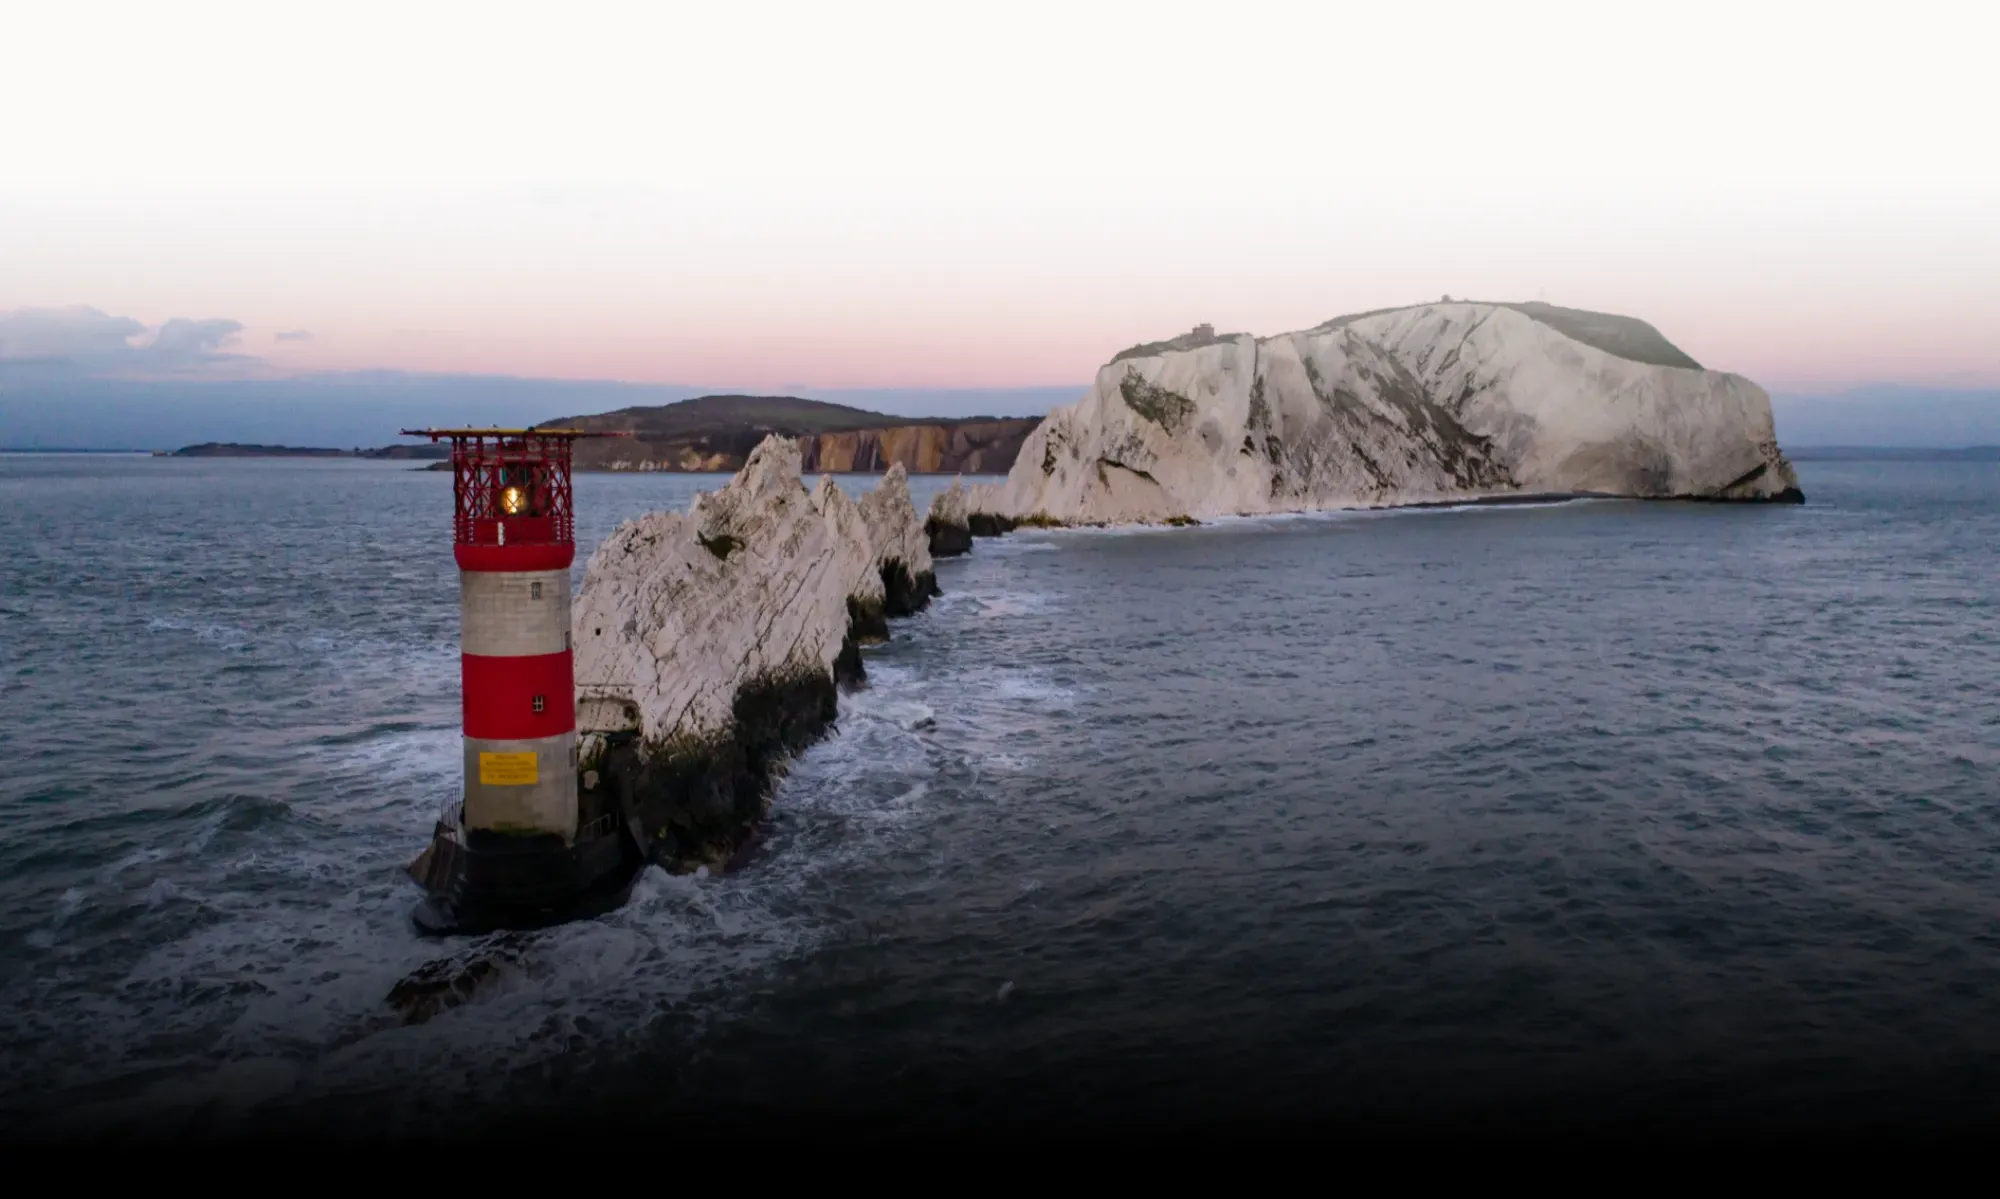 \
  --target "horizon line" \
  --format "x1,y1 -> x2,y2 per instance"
9,362 -> 2000,399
